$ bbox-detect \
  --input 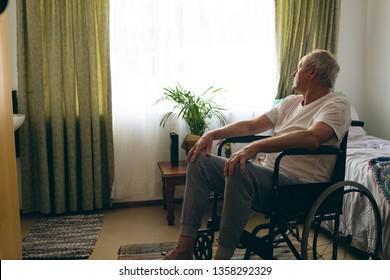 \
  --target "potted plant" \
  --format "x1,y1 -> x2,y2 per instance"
157,83 -> 230,153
